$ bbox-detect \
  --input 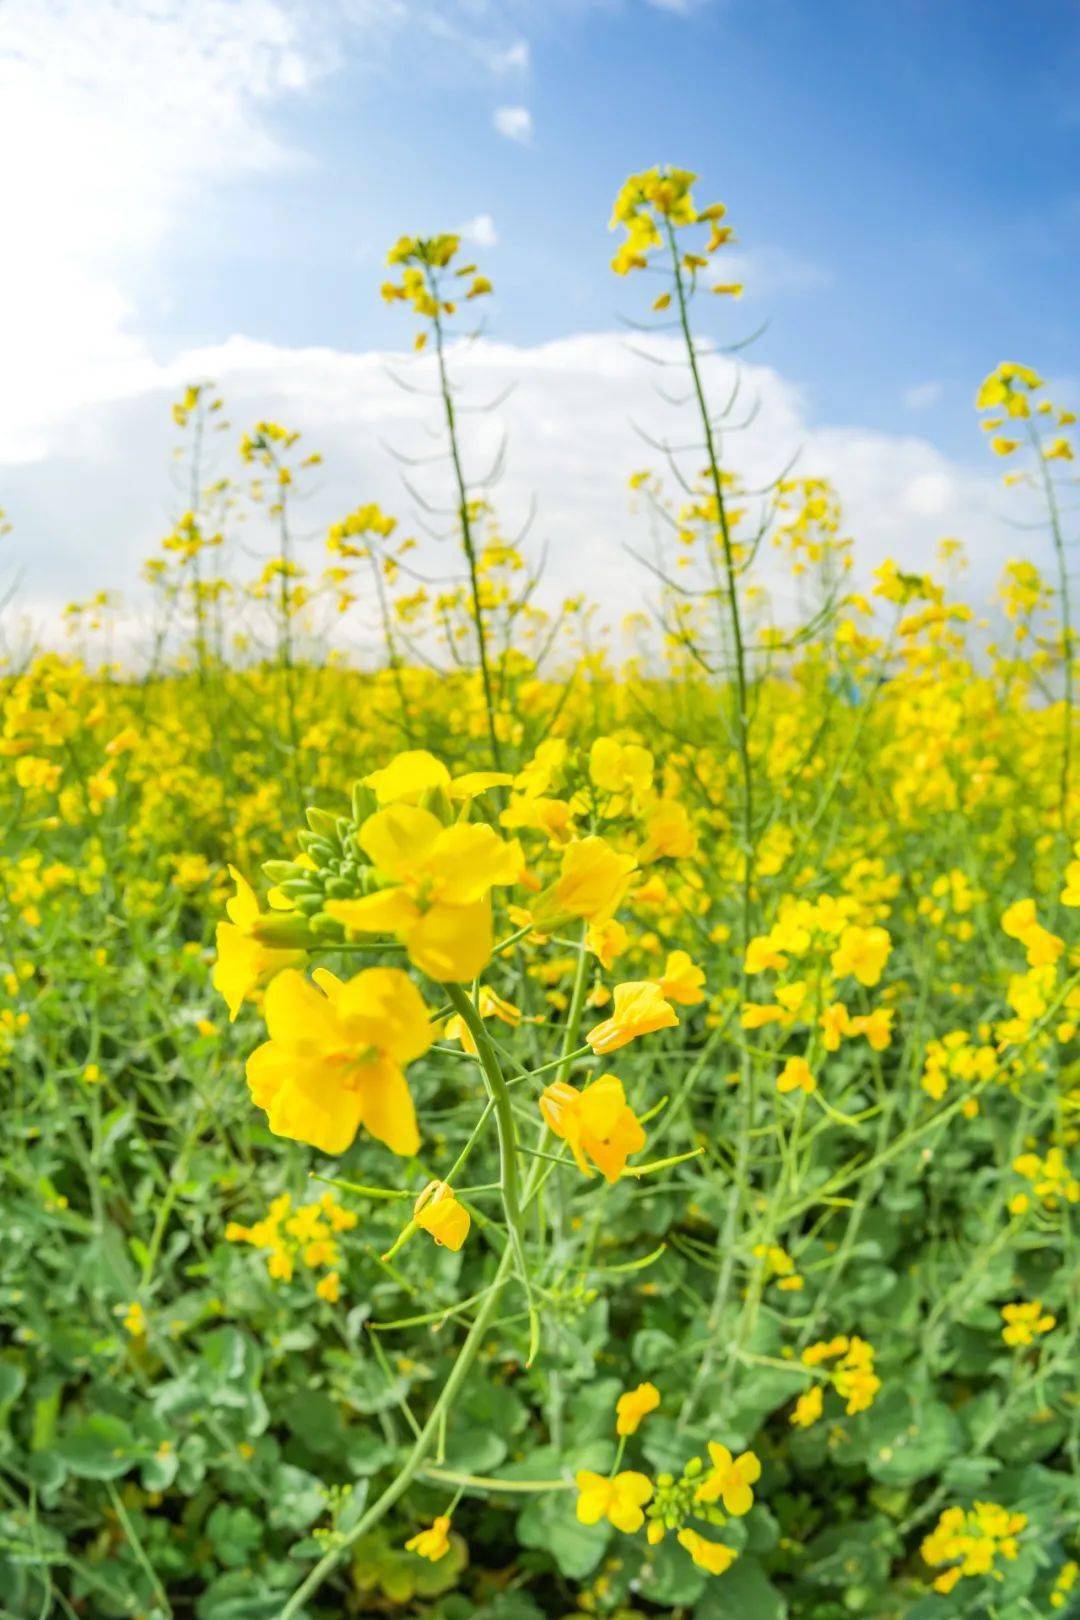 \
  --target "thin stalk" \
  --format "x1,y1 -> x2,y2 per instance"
426,274 -> 502,768
444,983 -> 538,1362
